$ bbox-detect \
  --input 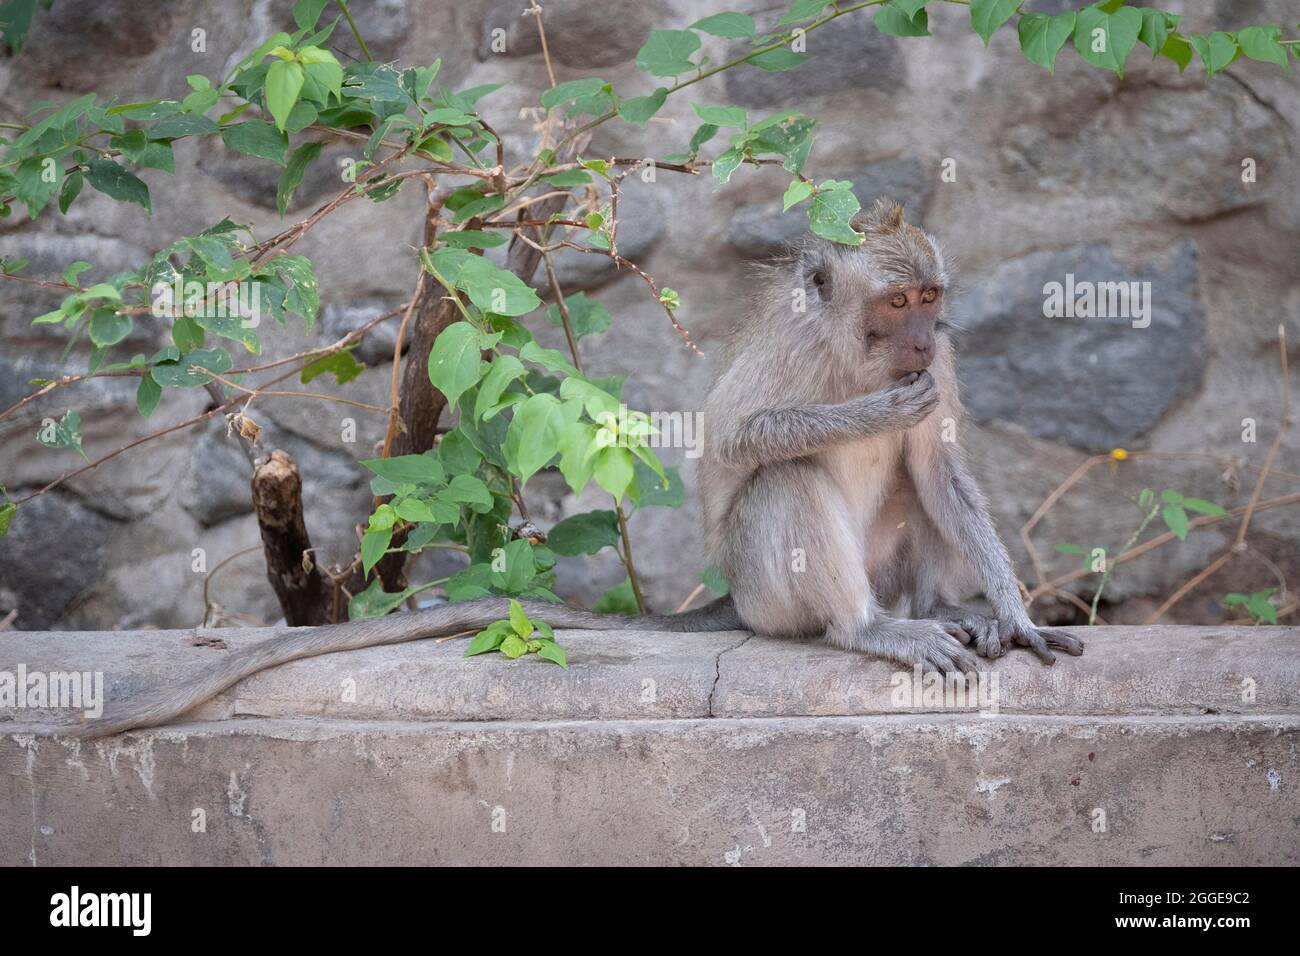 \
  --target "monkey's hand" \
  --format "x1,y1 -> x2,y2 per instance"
874,369 -> 939,429
962,614 -> 1084,665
